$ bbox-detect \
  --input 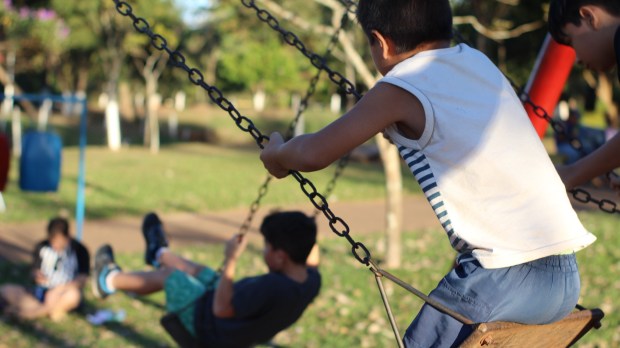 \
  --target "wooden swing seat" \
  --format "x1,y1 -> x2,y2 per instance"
460,308 -> 604,347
